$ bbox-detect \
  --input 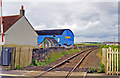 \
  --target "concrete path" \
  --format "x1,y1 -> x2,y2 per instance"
0,70 -> 87,77
0,70 -> 120,78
